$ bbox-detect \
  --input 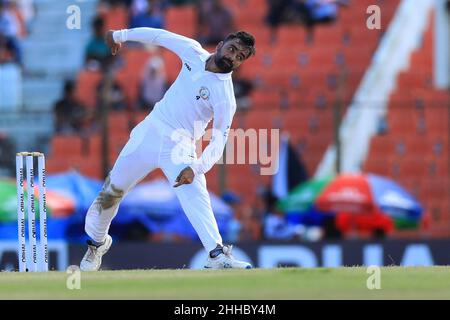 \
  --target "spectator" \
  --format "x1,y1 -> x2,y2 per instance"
239,204 -> 263,241
0,1 -> 19,38
138,54 -> 167,110
265,0 -> 291,42
131,0 -> 149,16
295,0 -> 340,26
85,16 -> 111,70
130,0 -> 166,29
322,213 -> 342,240
53,81 -> 88,134
0,132 -> 15,176
17,0 -> 35,31
96,75 -> 127,111
300,0 -> 349,41
265,0 -> 347,43
221,191 -> 243,243
258,184 -> 300,240
0,0 -> 21,64
264,209 -> 305,240
232,67 -> 253,112
99,0 -> 132,7
0,32 -> 15,63
197,0 -> 234,46
130,0 -> 170,16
